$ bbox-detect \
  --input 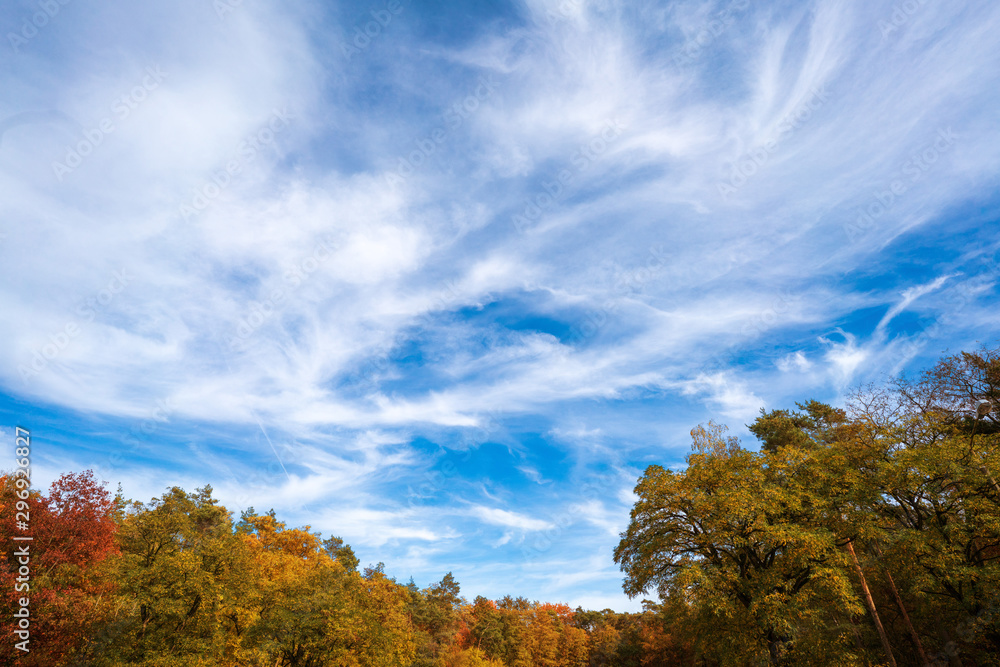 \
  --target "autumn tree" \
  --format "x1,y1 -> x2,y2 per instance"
0,470 -> 118,666
847,346 -> 1000,661
84,485 -> 247,665
635,599 -> 699,667
411,572 -> 465,666
614,422 -> 862,665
